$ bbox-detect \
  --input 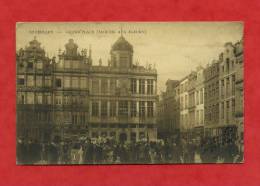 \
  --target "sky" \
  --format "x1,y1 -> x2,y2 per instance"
16,22 -> 243,92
